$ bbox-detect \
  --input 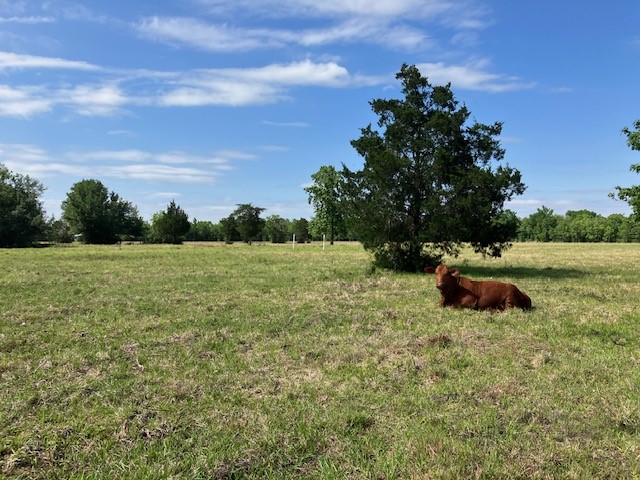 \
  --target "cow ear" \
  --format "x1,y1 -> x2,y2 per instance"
424,266 -> 436,274
449,268 -> 460,278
